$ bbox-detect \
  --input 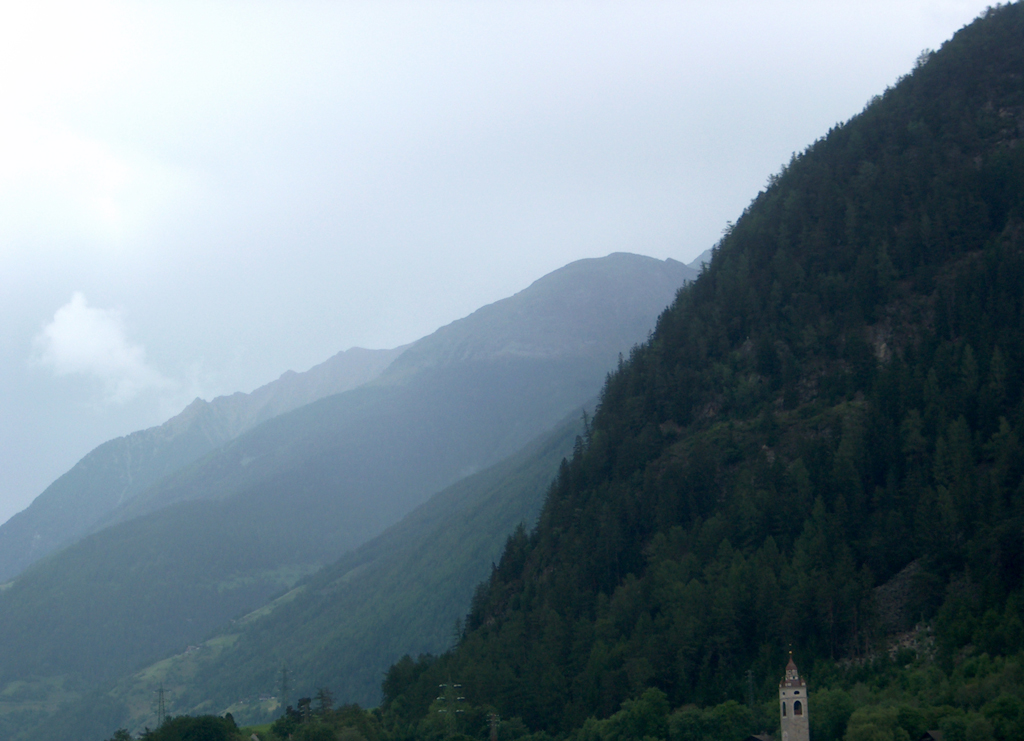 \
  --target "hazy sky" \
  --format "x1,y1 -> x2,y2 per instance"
0,0 -> 995,524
